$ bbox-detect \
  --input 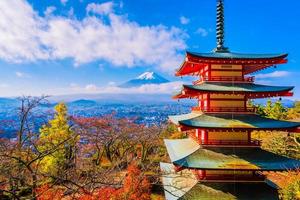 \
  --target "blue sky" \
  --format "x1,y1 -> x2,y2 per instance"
0,0 -> 299,99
